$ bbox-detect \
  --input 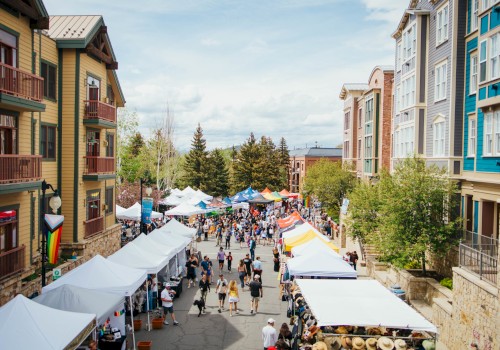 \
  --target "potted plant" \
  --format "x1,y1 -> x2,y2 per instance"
133,319 -> 142,331
137,341 -> 152,350
152,317 -> 165,329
